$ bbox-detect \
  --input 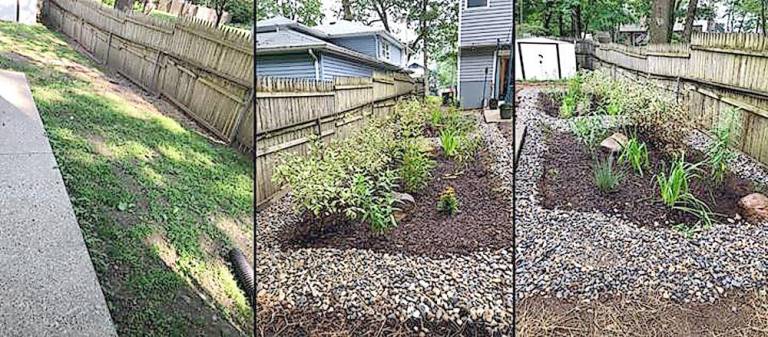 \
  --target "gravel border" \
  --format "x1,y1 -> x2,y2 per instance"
515,87 -> 768,304
256,120 -> 514,334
